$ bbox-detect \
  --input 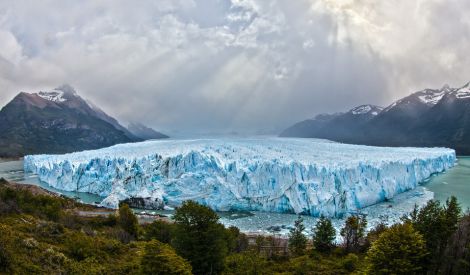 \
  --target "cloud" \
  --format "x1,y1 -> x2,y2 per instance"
0,0 -> 469,135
